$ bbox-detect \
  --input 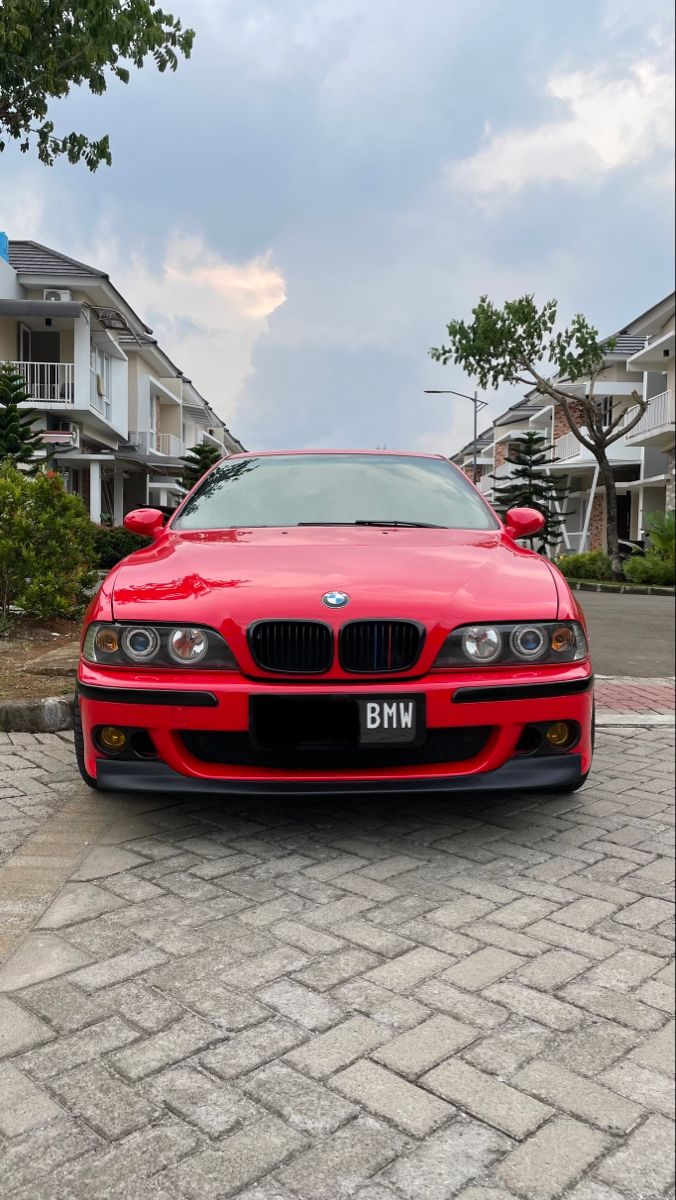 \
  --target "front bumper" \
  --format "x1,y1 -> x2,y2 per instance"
77,662 -> 594,793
